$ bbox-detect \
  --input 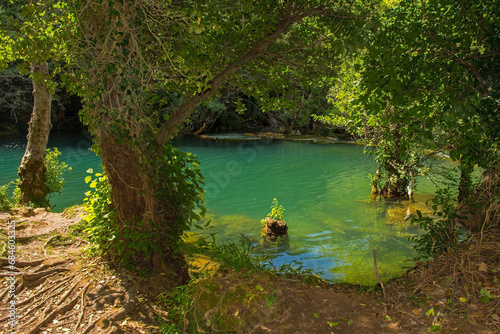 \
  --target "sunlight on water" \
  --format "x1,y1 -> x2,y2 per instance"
0,133 -> 443,284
